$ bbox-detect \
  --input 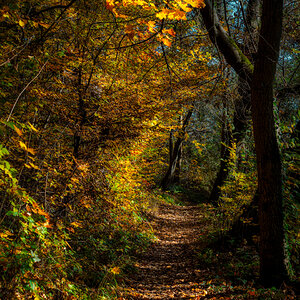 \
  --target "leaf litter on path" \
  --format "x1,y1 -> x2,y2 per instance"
118,203 -> 212,299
